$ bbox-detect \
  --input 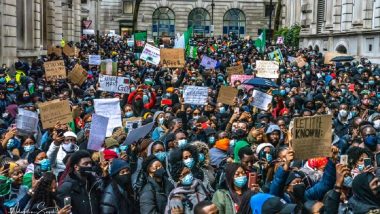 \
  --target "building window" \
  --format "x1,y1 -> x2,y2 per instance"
123,1 -> 133,14
152,7 -> 175,38
81,0 -> 87,4
366,38 -> 374,53
188,8 -> 211,37
265,4 -> 274,17
223,9 -> 246,37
